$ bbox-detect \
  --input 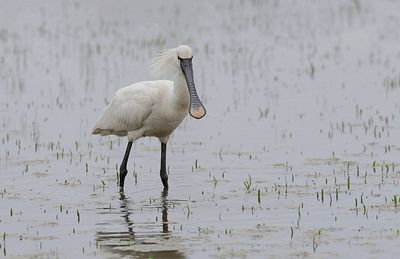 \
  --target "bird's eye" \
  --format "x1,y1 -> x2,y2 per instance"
178,56 -> 193,61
